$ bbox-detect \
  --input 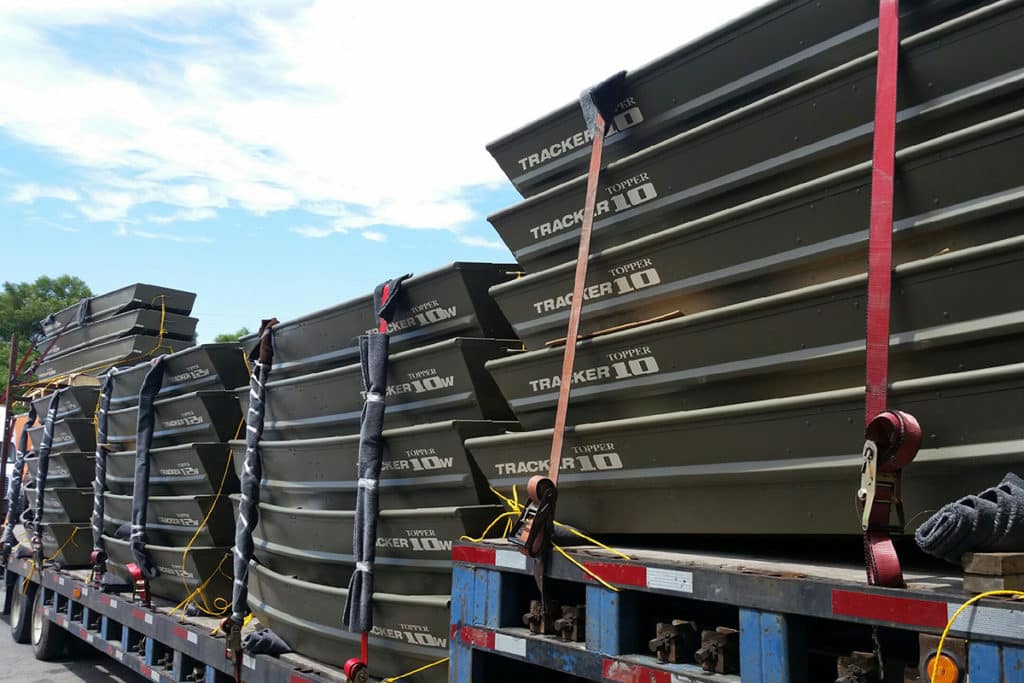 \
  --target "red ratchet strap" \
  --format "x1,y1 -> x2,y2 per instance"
378,283 -> 390,333
859,0 -> 920,588
546,111 -> 607,488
